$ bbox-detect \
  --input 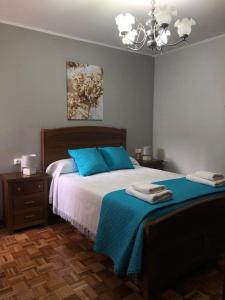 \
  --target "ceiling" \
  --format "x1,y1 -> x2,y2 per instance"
0,0 -> 225,55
